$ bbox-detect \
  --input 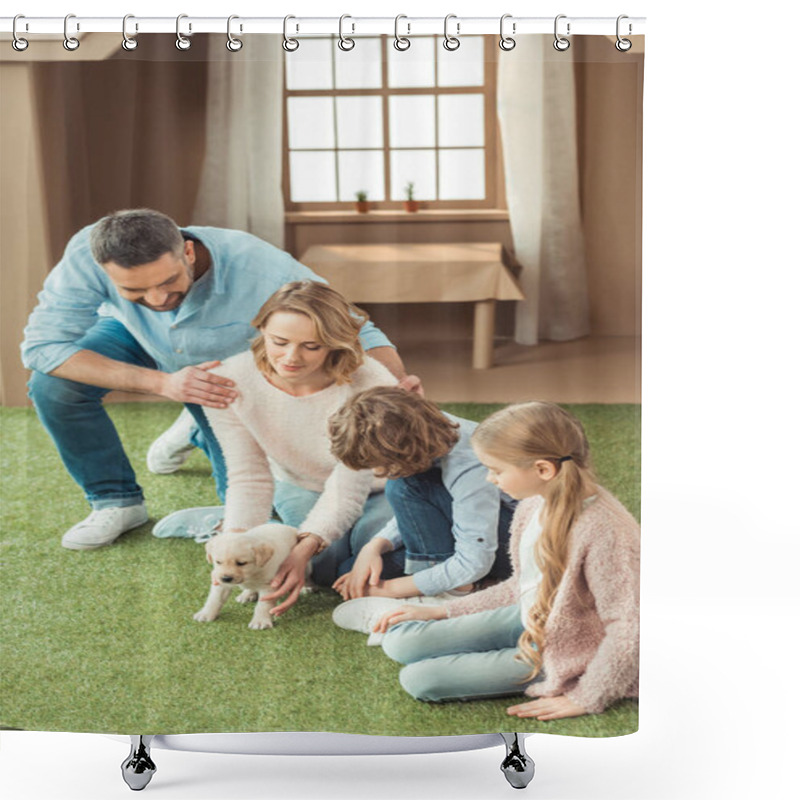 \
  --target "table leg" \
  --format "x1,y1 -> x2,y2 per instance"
473,299 -> 496,369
